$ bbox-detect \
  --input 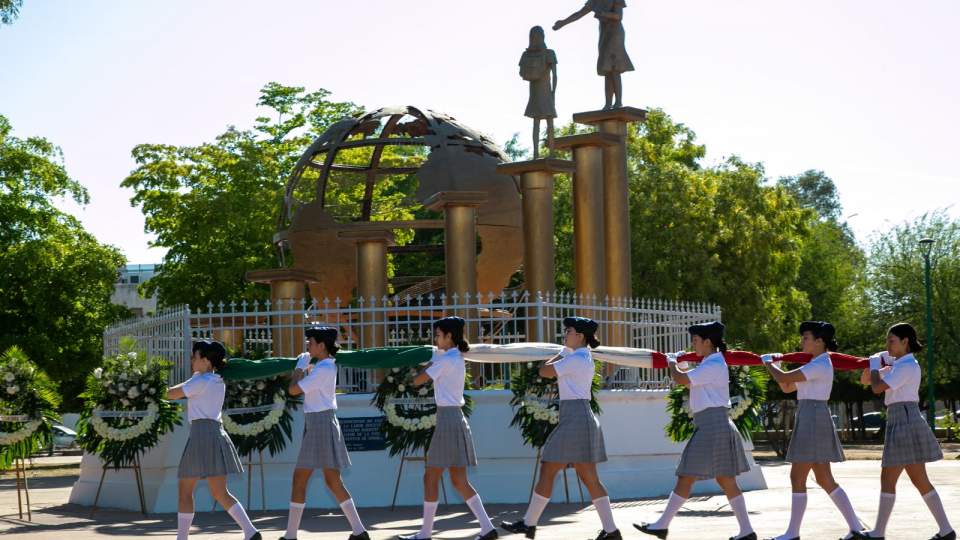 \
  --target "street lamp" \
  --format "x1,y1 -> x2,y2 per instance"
919,237 -> 935,428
